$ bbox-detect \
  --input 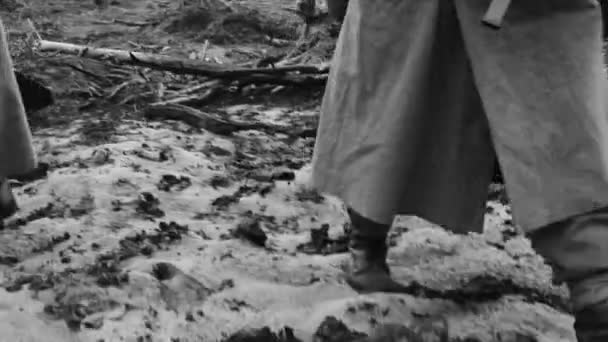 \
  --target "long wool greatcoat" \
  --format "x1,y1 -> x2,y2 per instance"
0,19 -> 36,177
311,0 -> 608,234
